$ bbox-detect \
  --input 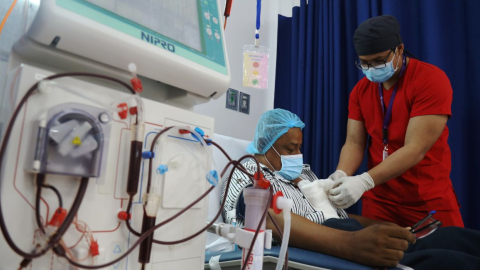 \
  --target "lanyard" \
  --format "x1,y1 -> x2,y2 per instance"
378,54 -> 407,146
255,0 -> 261,45
256,0 -> 261,33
